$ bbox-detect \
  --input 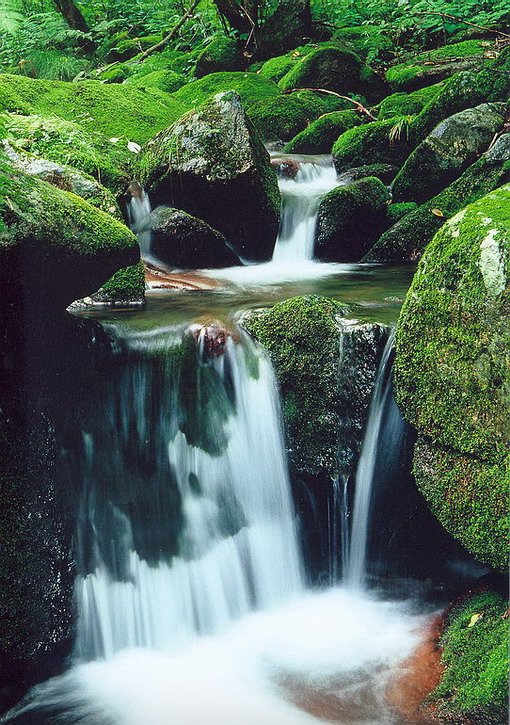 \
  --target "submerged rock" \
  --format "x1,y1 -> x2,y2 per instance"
139,206 -> 240,269
137,91 -> 280,261
392,103 -> 505,203
395,185 -> 510,572
315,177 -> 390,262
